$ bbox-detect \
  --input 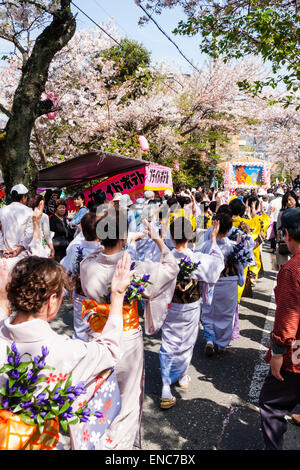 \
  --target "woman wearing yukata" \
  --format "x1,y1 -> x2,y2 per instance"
245,196 -> 270,285
200,212 -> 253,357
79,208 -> 179,450
159,216 -> 224,409
0,251 -> 133,450
61,212 -> 102,342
